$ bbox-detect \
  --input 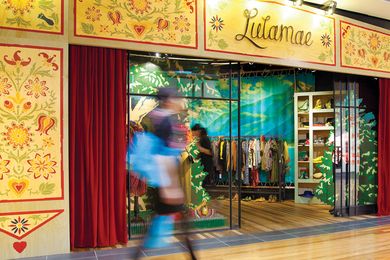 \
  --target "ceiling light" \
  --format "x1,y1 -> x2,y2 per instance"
290,0 -> 303,6
155,53 -> 161,58
323,0 -> 337,15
